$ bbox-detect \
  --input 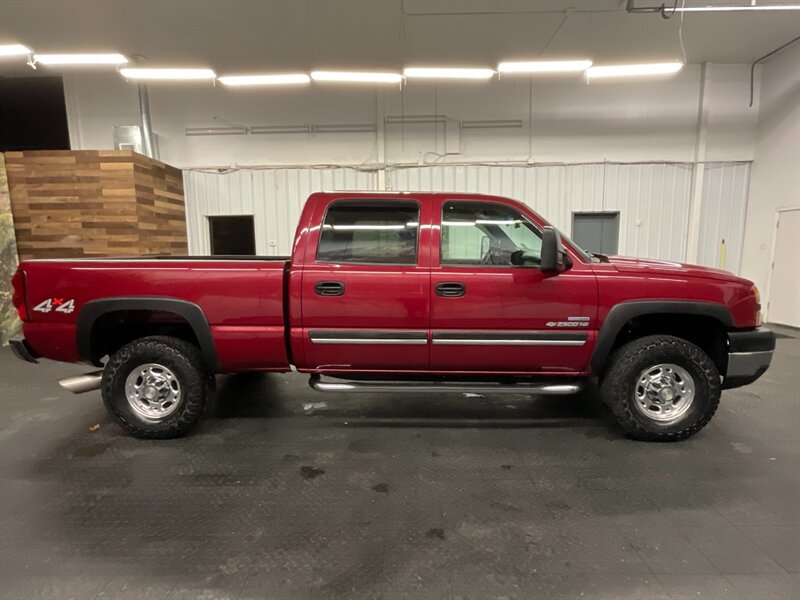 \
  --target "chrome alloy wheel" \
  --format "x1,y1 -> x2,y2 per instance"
634,363 -> 695,423
124,363 -> 182,421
